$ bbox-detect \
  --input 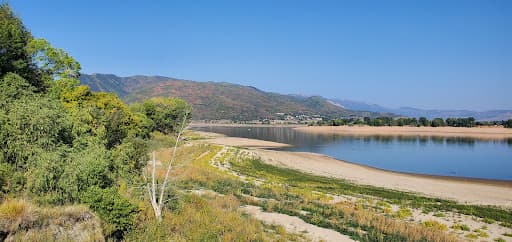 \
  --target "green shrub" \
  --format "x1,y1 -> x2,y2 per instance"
483,217 -> 496,224
0,162 -> 12,195
451,223 -> 470,231
473,228 -> 489,238
80,186 -> 137,239
501,221 -> 512,228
